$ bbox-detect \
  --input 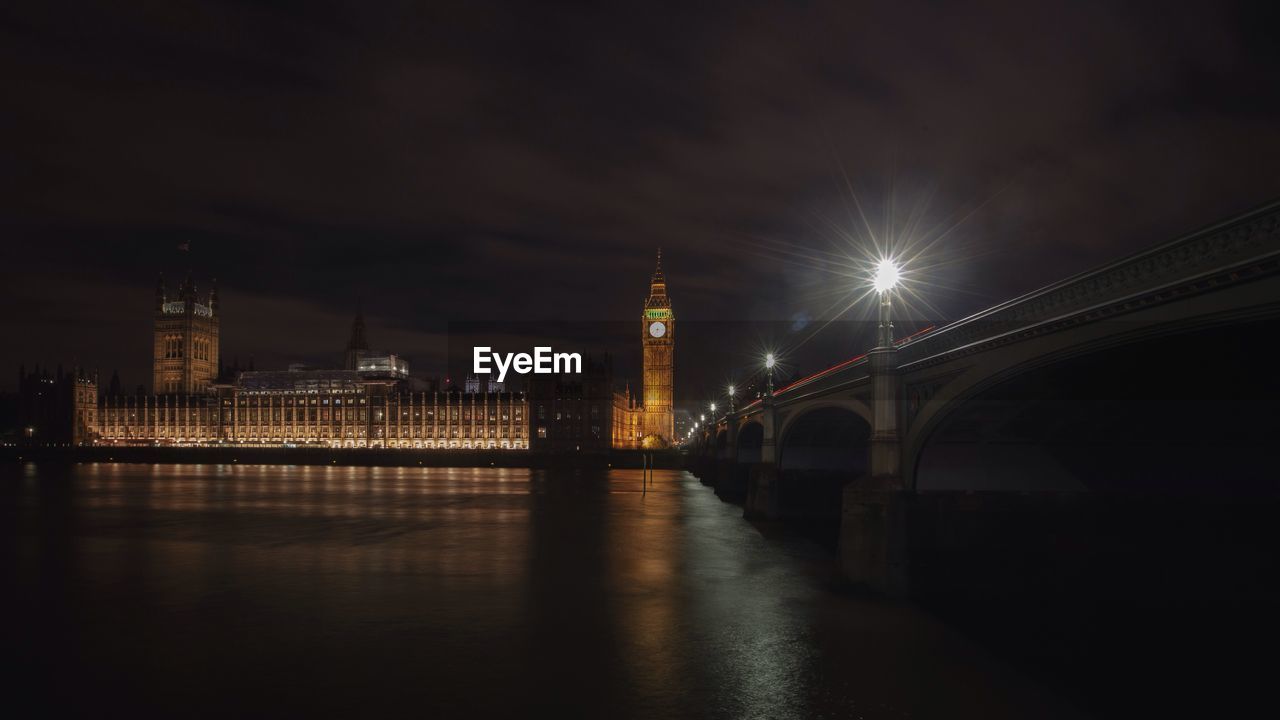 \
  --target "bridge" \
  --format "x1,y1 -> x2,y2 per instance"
689,200 -> 1280,595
